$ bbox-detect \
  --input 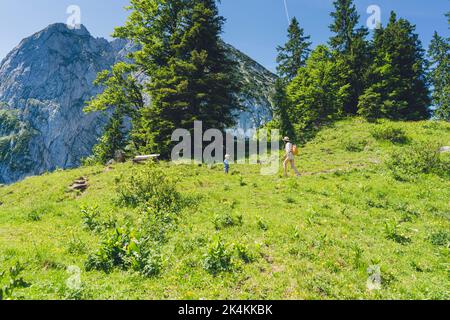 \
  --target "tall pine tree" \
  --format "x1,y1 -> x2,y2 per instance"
359,12 -> 430,120
329,0 -> 370,114
87,0 -> 240,157
427,16 -> 449,120
276,17 -> 312,81
137,0 -> 240,156
273,17 -> 311,139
